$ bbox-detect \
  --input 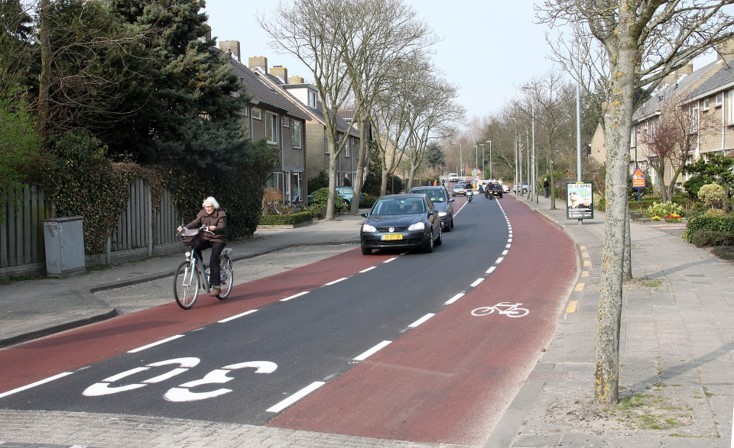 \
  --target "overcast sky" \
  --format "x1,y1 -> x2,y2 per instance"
202,0 -> 558,121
